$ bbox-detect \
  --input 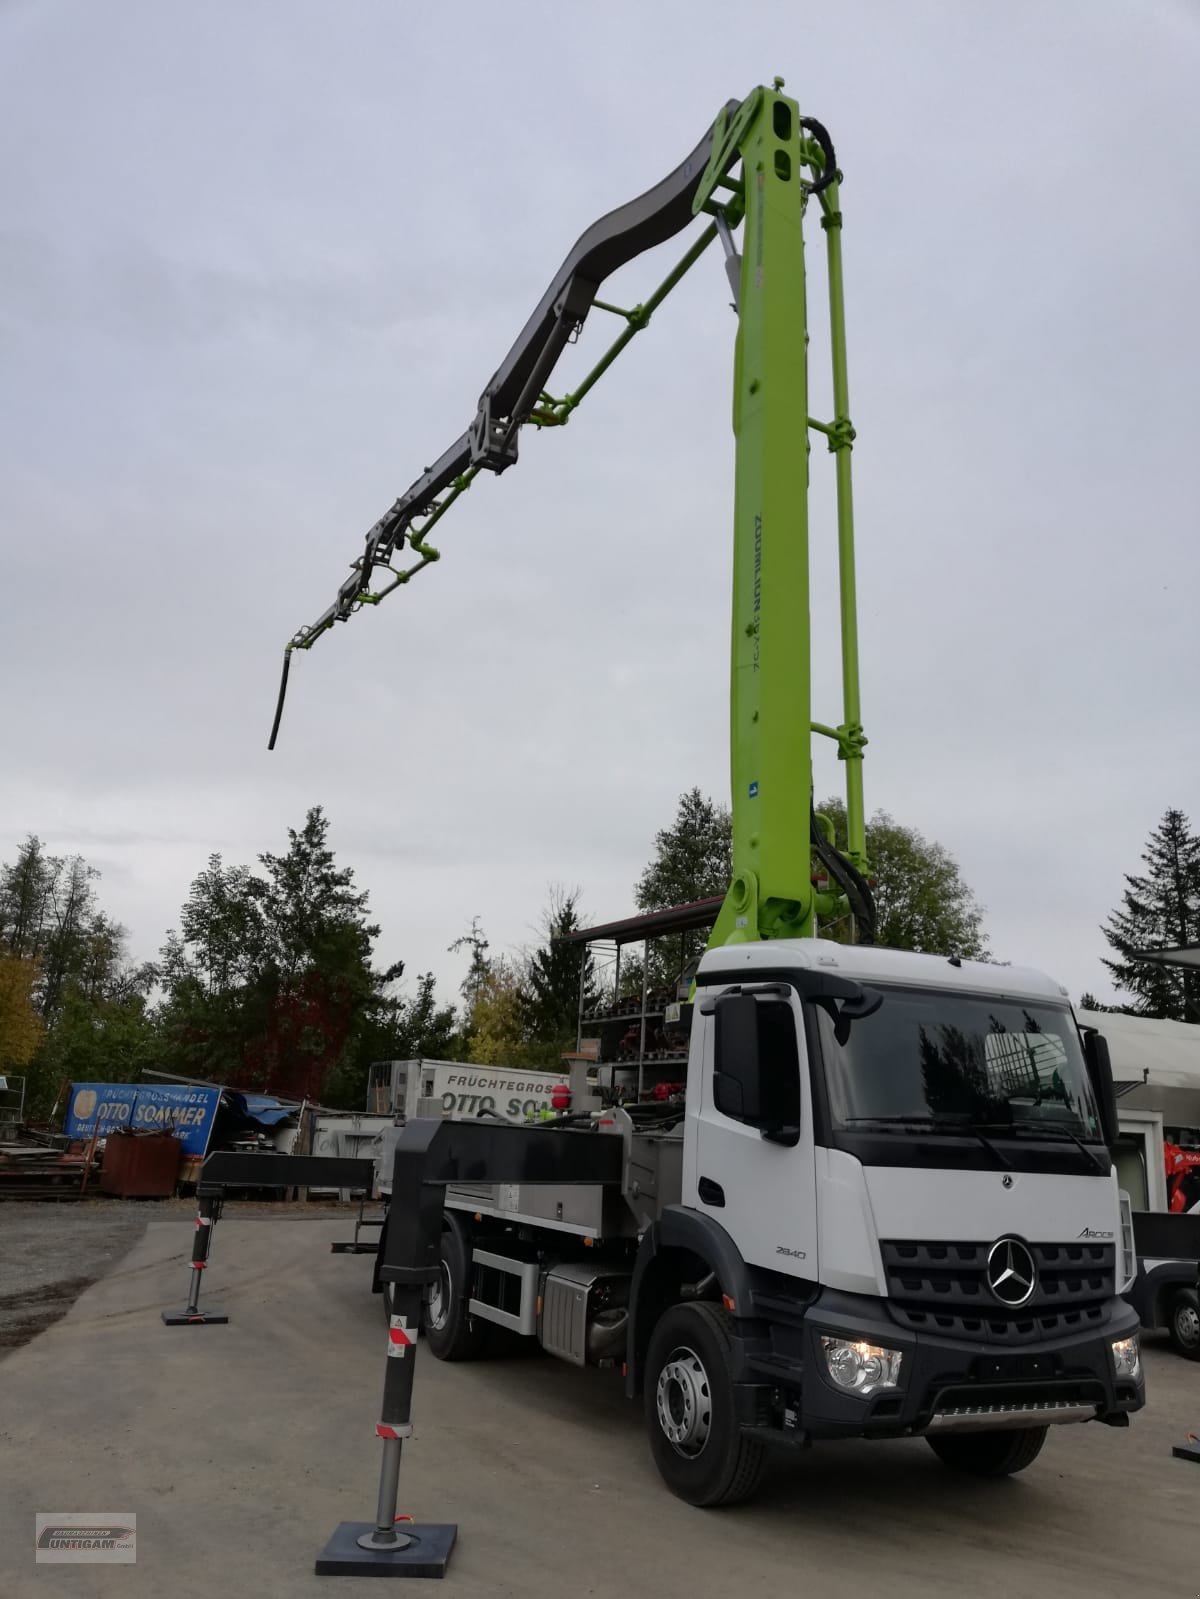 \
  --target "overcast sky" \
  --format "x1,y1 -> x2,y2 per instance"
2,0 -> 1198,1011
